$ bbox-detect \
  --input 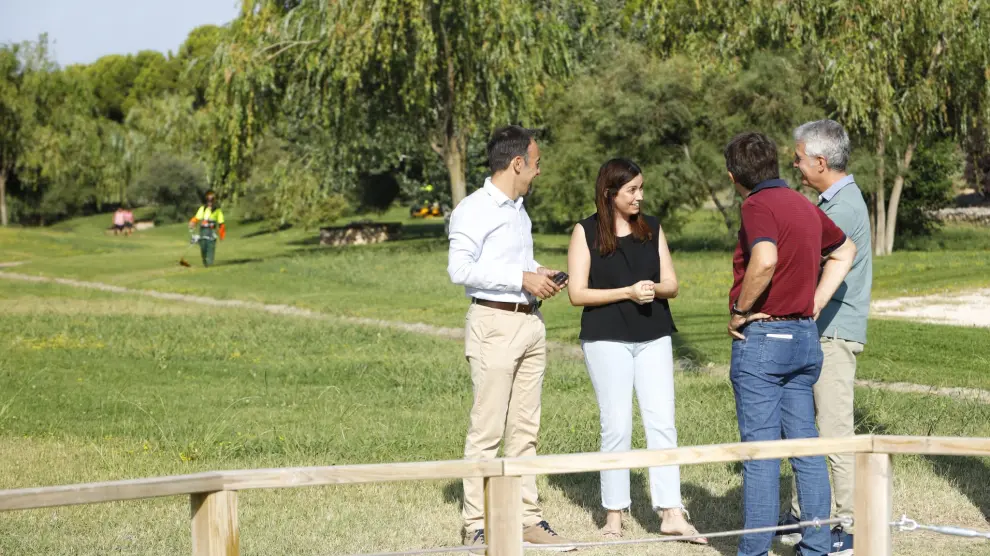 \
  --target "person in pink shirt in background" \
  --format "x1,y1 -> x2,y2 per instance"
112,206 -> 134,236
